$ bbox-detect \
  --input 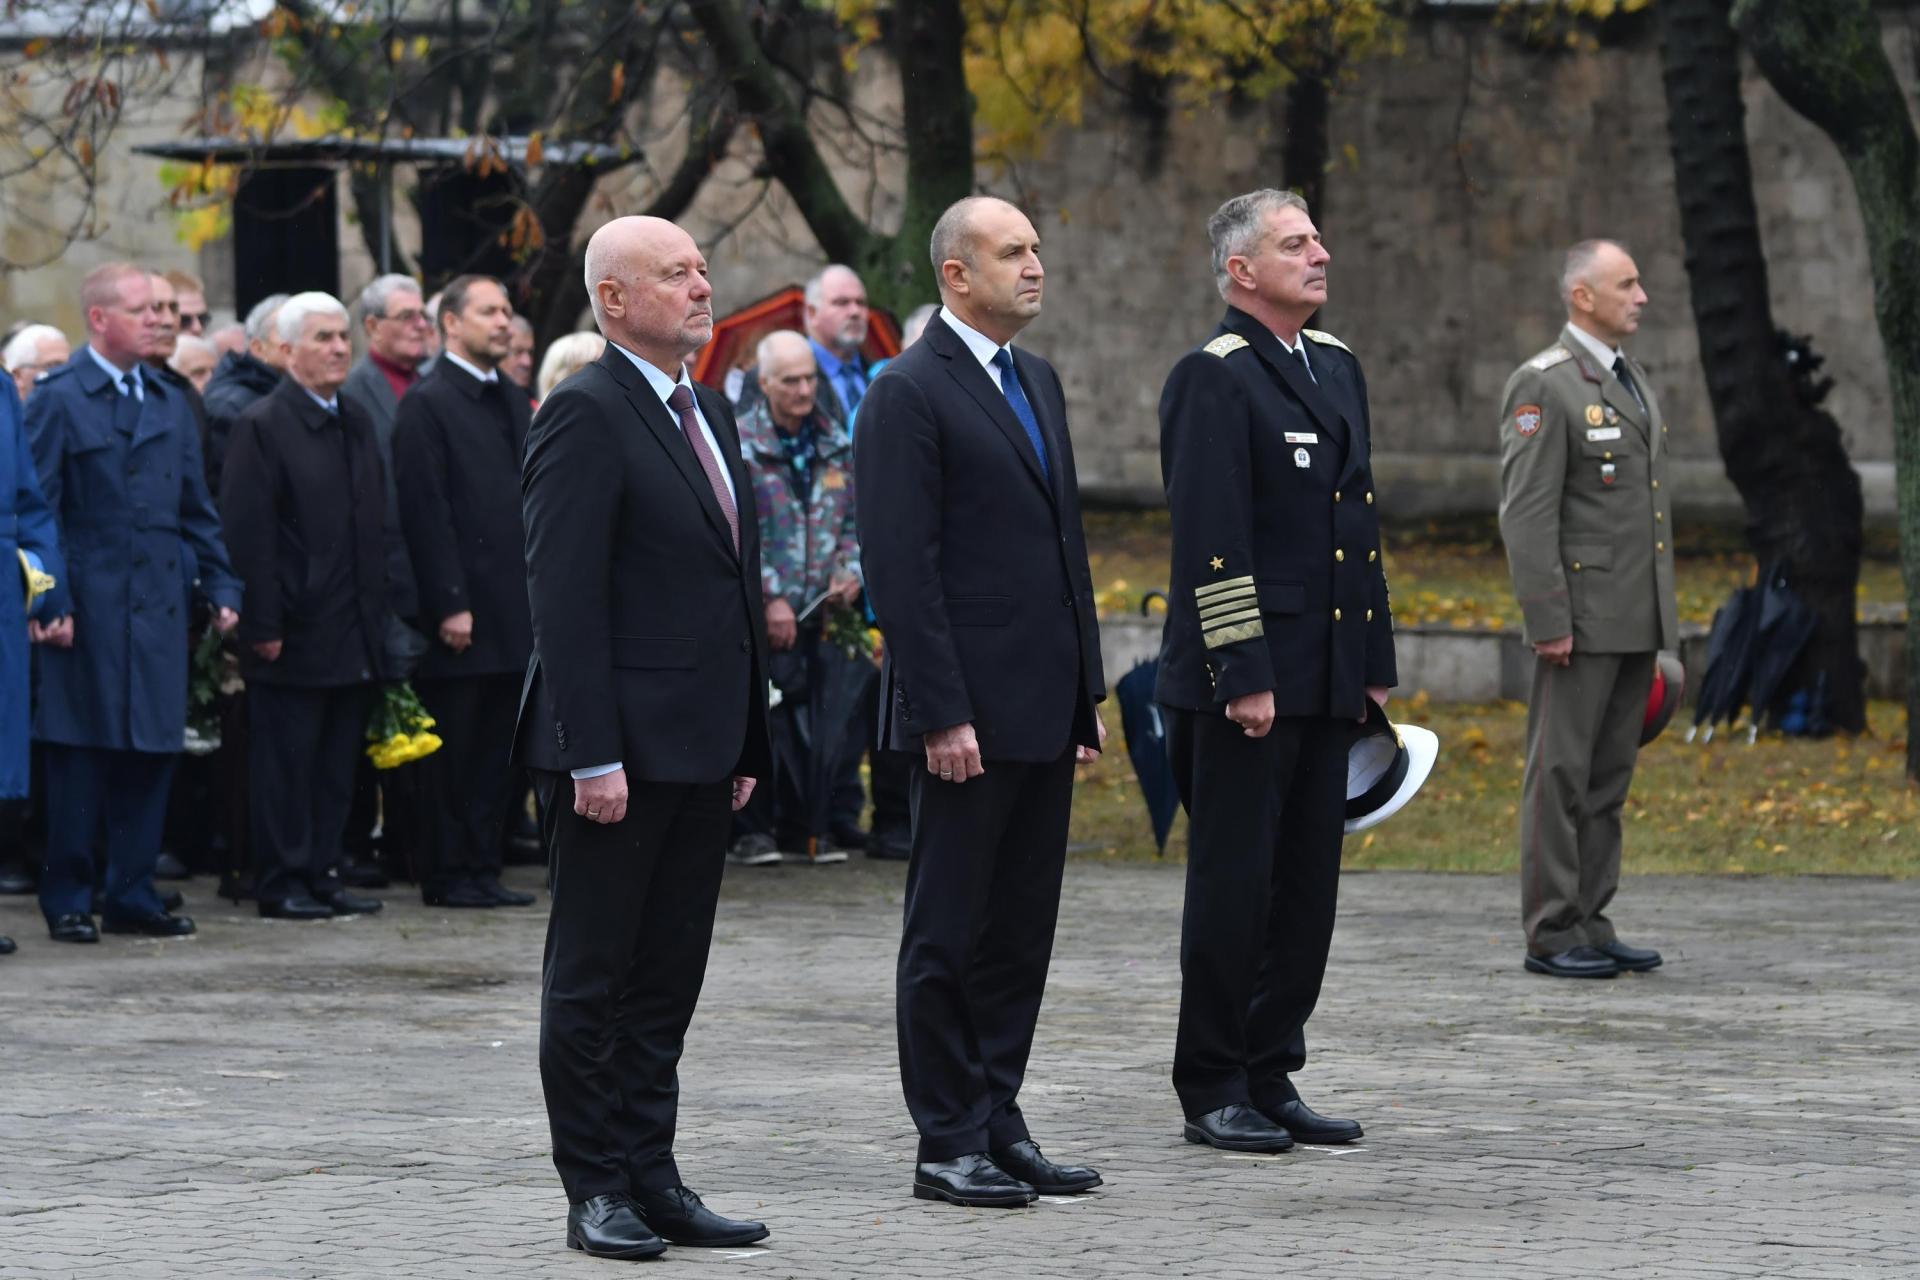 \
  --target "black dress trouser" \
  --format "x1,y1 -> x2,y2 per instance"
248,683 -> 375,903
1166,709 -> 1347,1120
416,674 -> 521,892
897,749 -> 1076,1162
535,770 -> 732,1202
